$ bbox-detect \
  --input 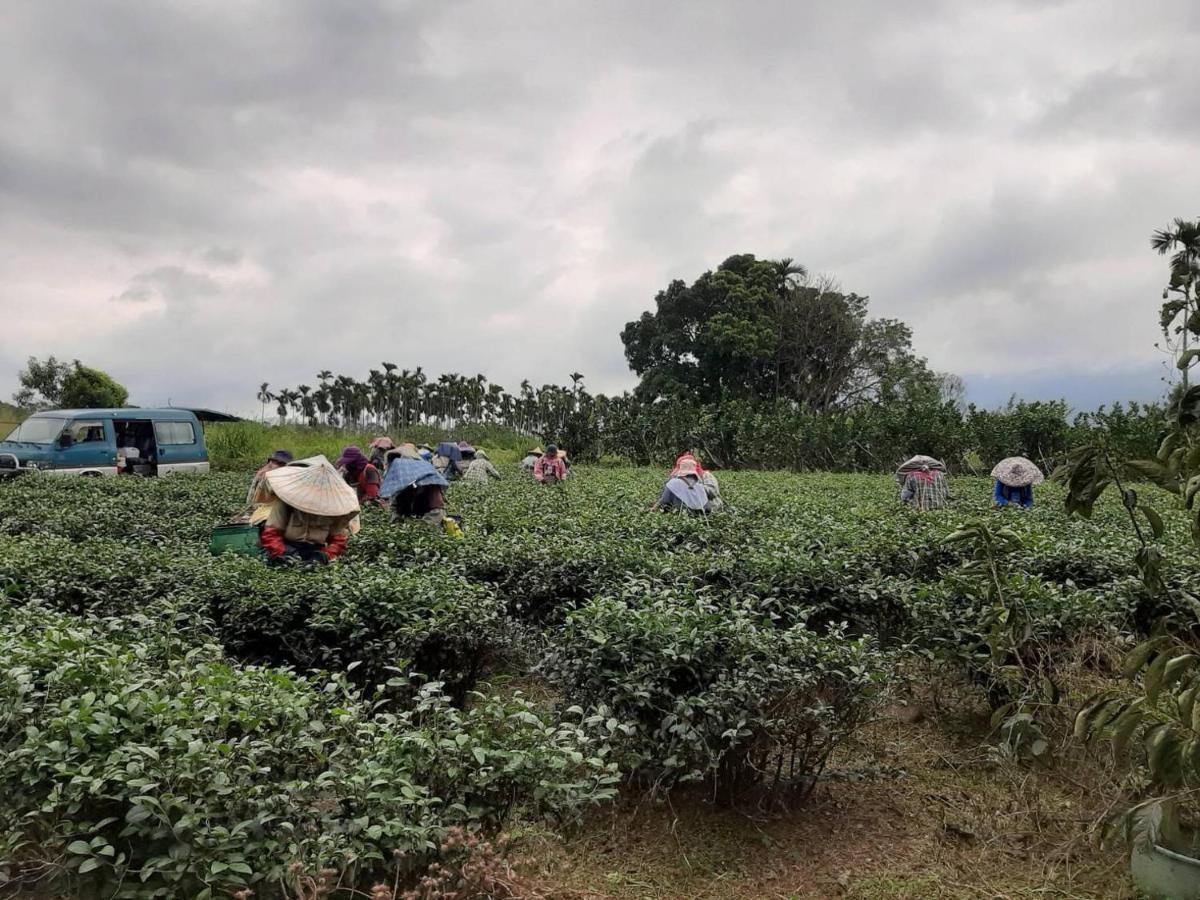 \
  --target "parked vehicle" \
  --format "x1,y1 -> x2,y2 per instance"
0,408 -> 209,477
